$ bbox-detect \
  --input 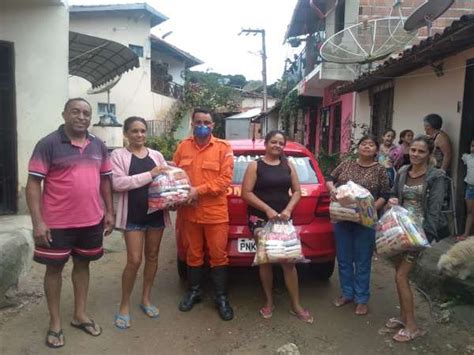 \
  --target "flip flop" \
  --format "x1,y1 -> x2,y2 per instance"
140,304 -> 160,319
289,309 -> 314,324
45,329 -> 65,349
385,317 -> 405,330
393,328 -> 427,343
333,297 -> 353,308
70,319 -> 102,336
259,306 -> 274,319
114,314 -> 131,330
